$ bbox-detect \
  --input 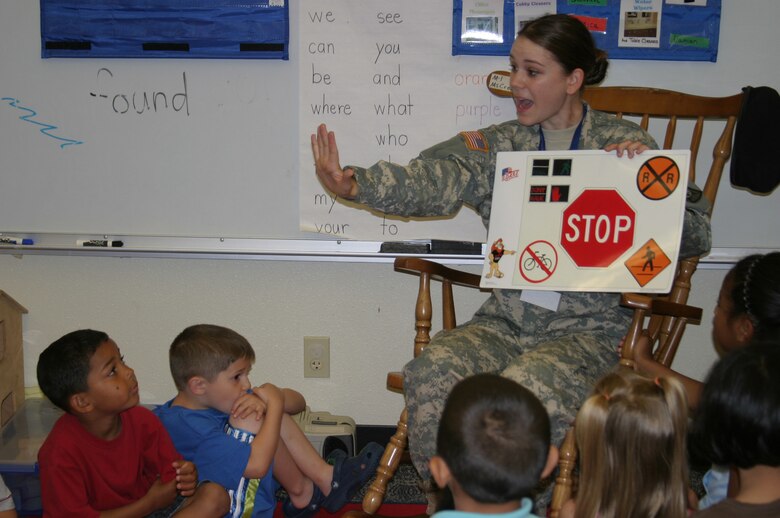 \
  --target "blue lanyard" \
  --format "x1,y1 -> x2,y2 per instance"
538,104 -> 587,151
